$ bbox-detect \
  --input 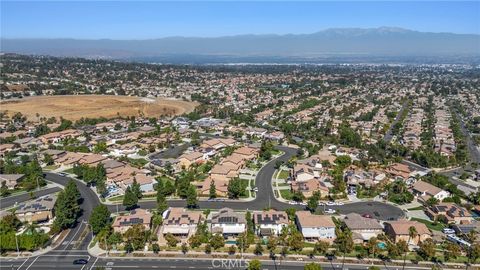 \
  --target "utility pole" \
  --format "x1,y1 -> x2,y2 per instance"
15,233 -> 19,257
